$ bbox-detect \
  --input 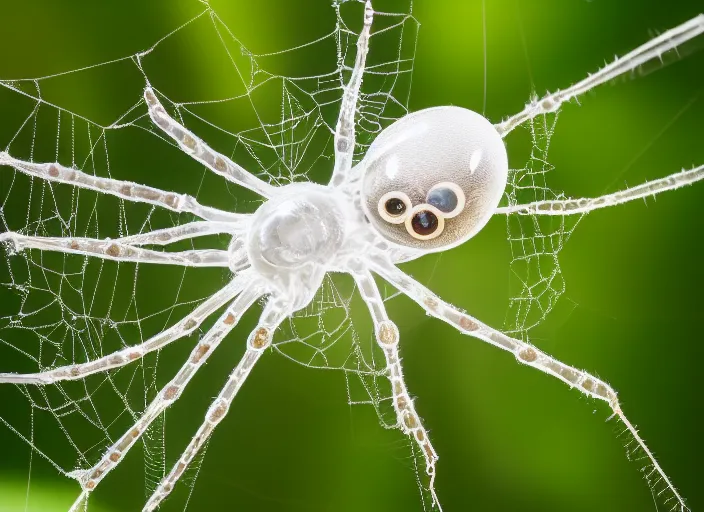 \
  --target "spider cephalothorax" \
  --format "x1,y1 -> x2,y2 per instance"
0,2 -> 701,511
